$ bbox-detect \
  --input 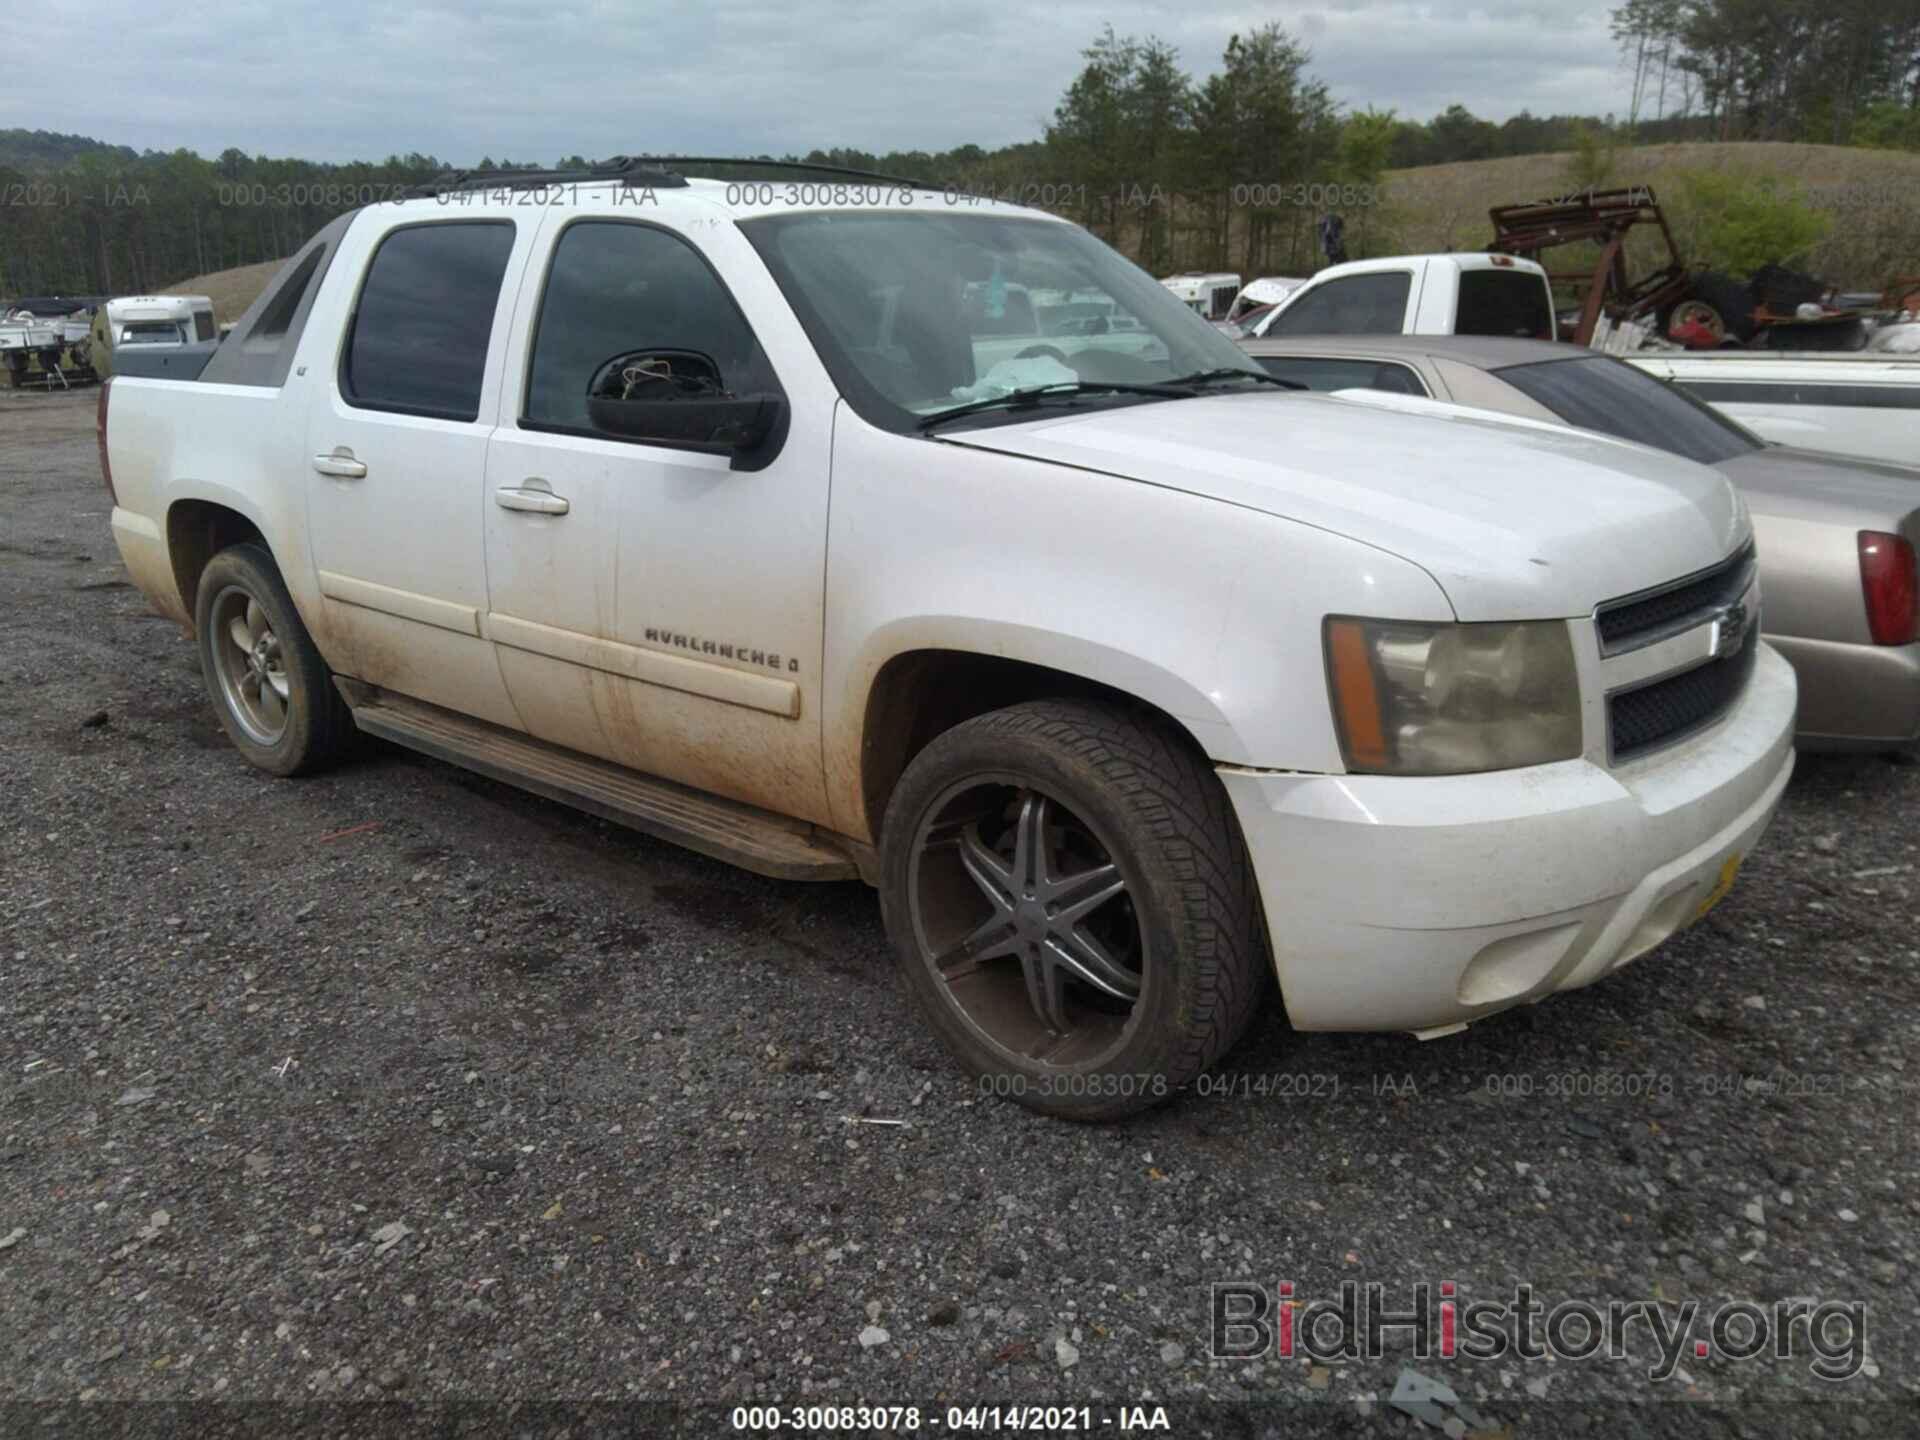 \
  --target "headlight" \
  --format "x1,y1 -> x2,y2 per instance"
1325,617 -> 1583,775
